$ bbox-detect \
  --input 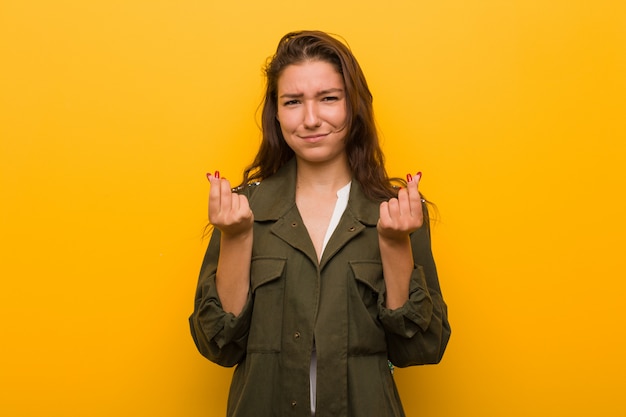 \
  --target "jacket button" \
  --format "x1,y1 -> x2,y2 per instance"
291,400 -> 297,407
348,226 -> 356,232
291,221 -> 297,227
293,331 -> 301,340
